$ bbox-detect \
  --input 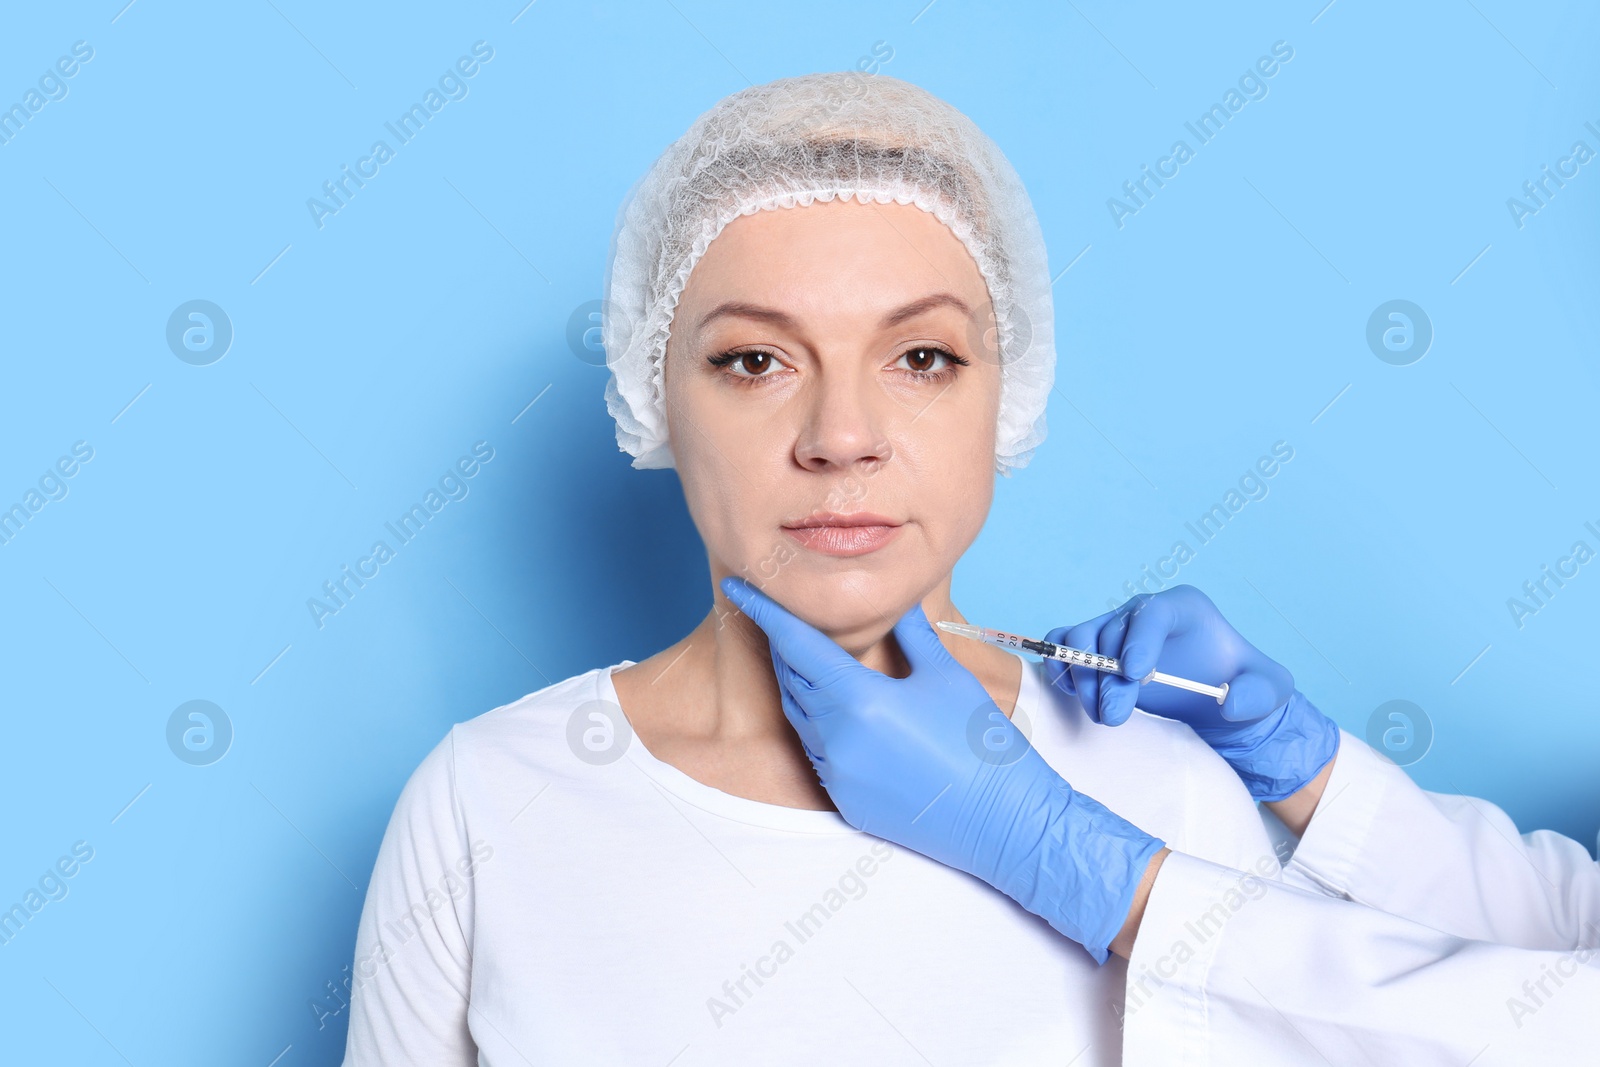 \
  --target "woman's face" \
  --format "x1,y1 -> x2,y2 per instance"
663,197 -> 1003,649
